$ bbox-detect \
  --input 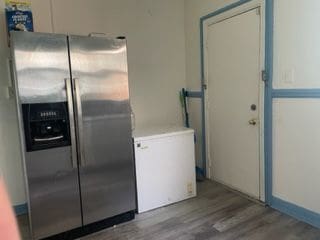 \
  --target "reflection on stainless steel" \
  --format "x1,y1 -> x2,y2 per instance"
69,35 -> 136,225
79,73 -> 129,101
11,31 -> 136,239
25,147 -> 82,239
12,32 -> 69,103
11,32 -> 82,240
